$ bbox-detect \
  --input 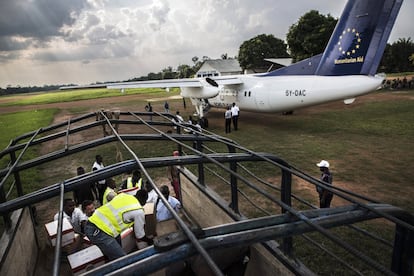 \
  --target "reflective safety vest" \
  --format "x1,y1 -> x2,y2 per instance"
102,187 -> 115,205
89,193 -> 143,237
127,177 -> 142,189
